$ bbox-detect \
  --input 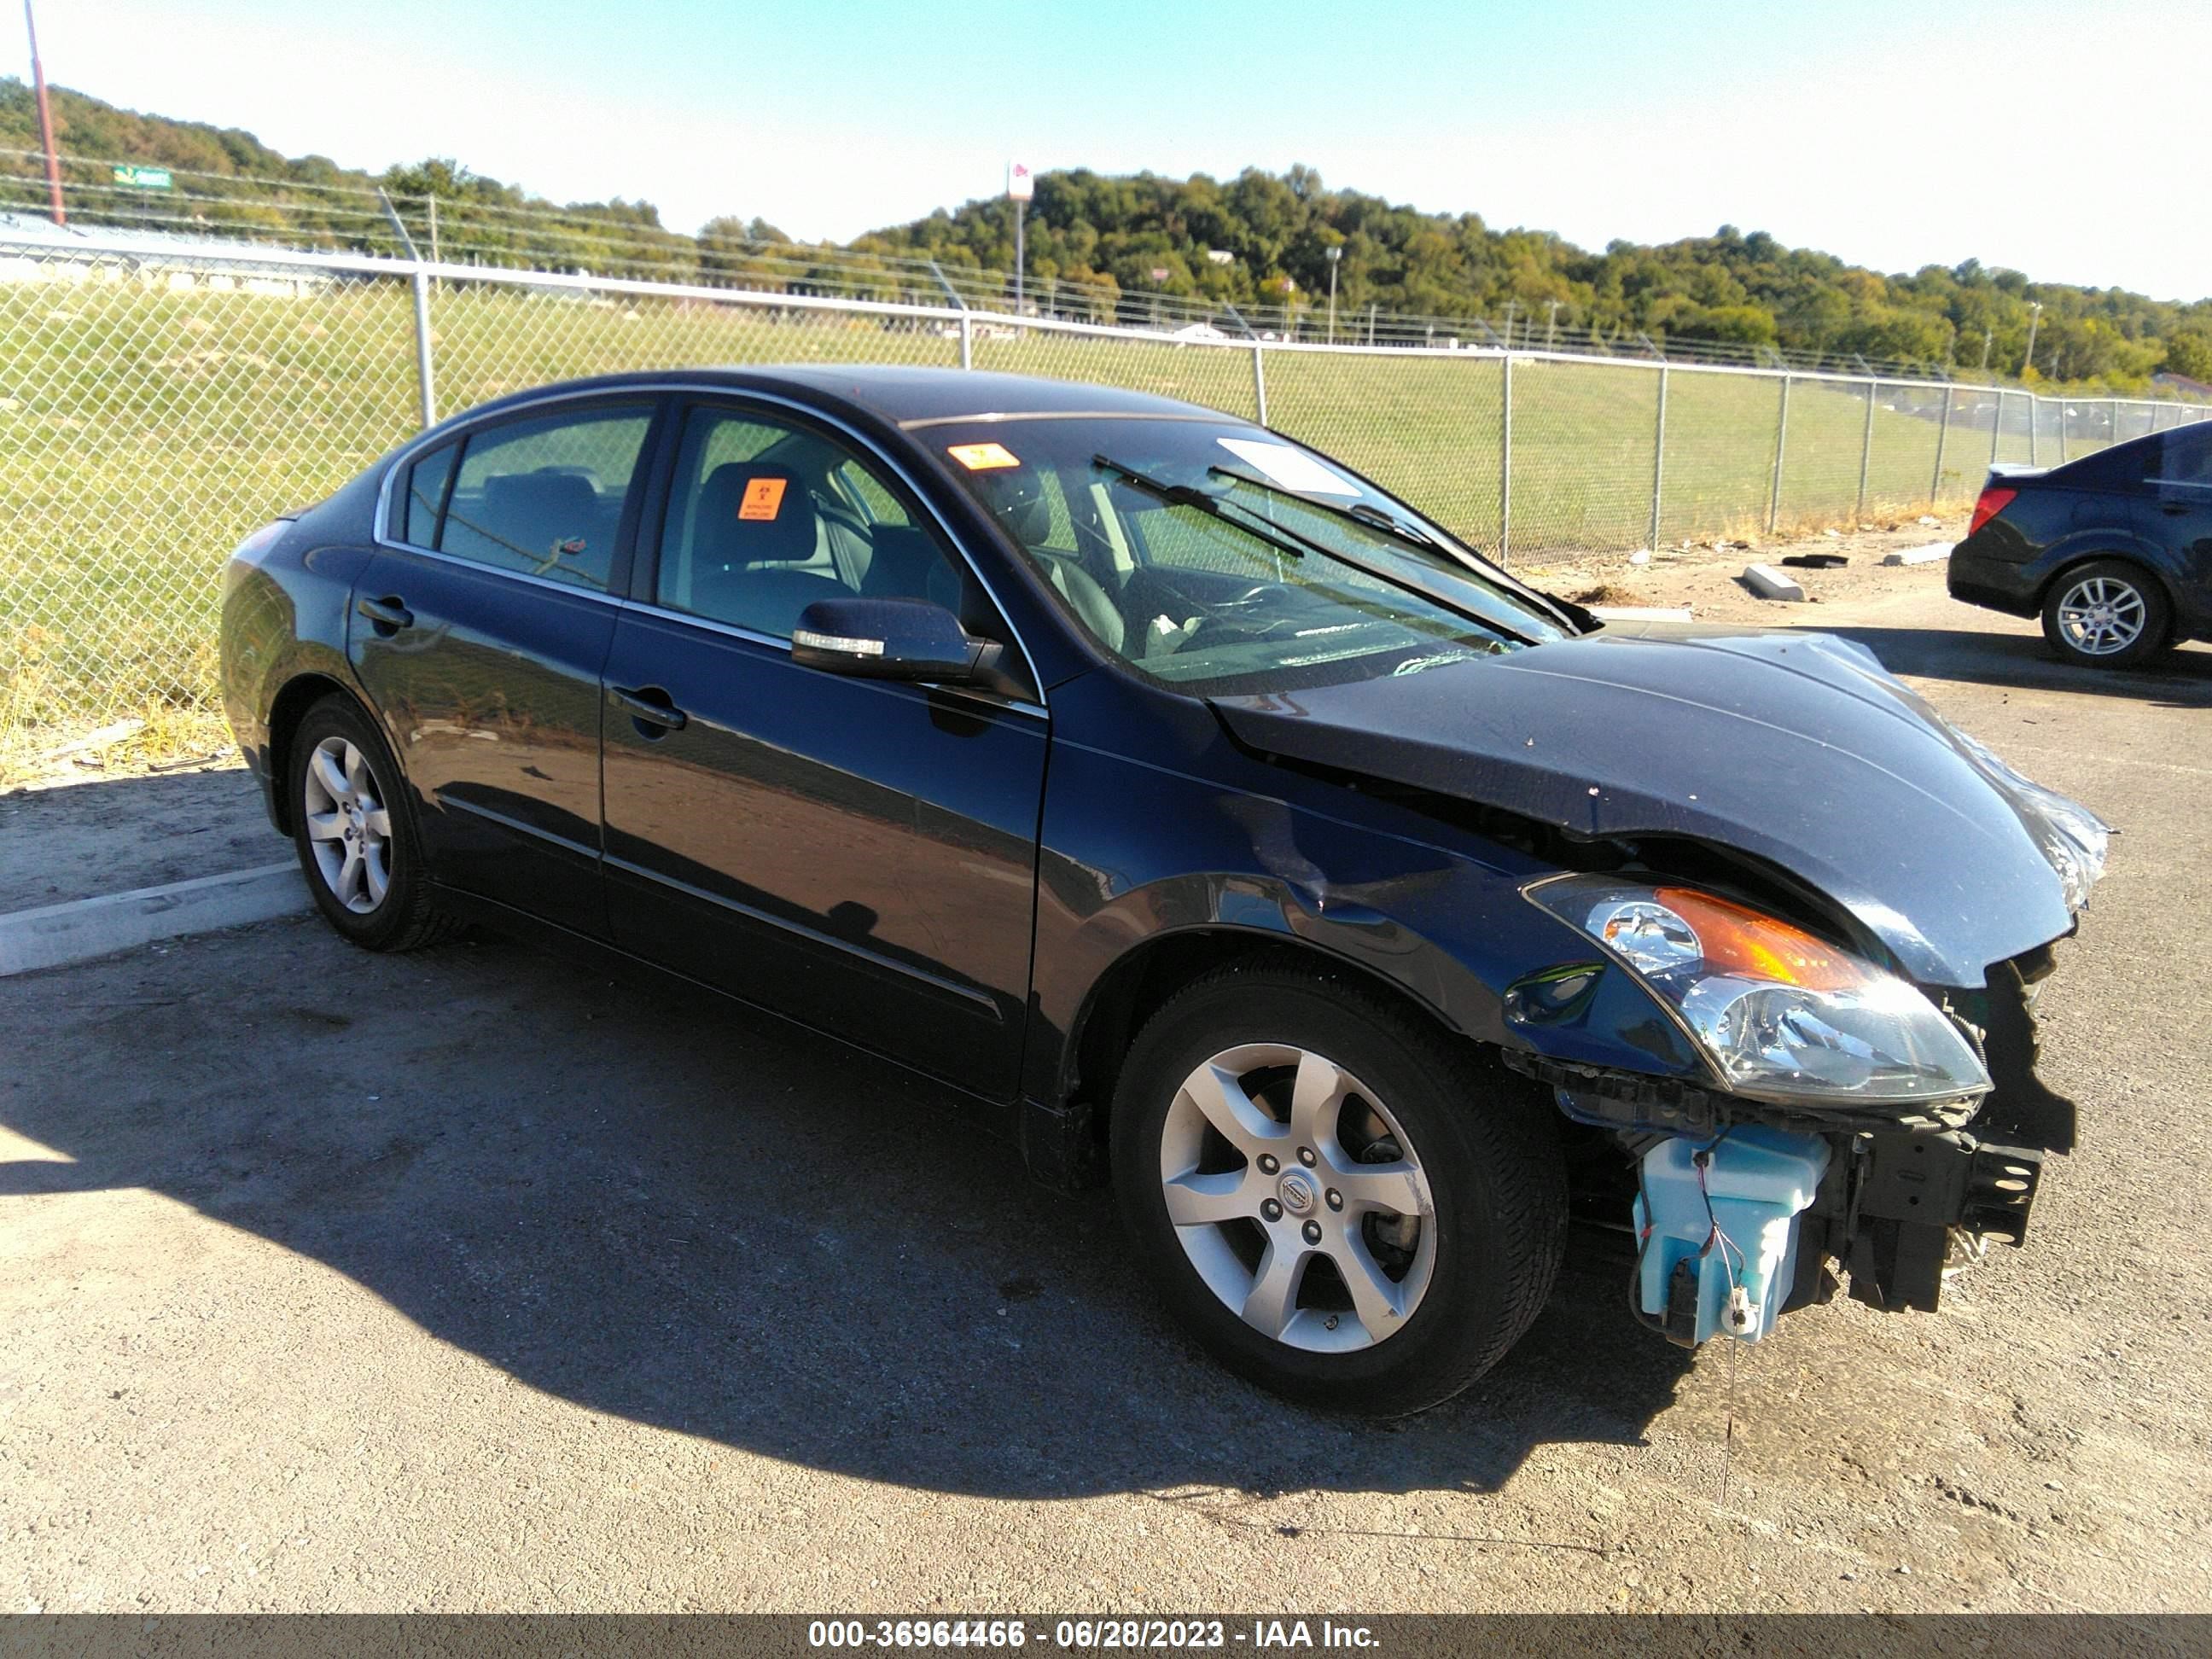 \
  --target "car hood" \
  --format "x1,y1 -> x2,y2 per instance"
1210,623 -> 2110,987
